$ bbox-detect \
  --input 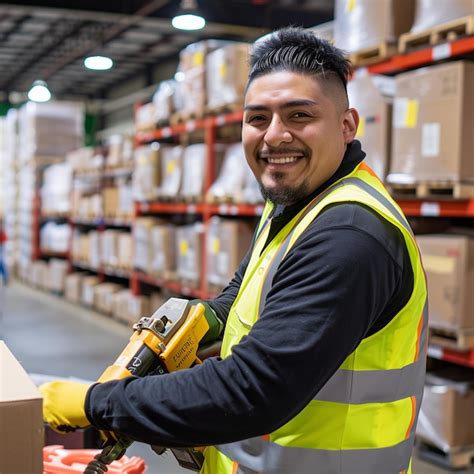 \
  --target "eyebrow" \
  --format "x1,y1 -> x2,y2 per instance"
244,99 -> 320,111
